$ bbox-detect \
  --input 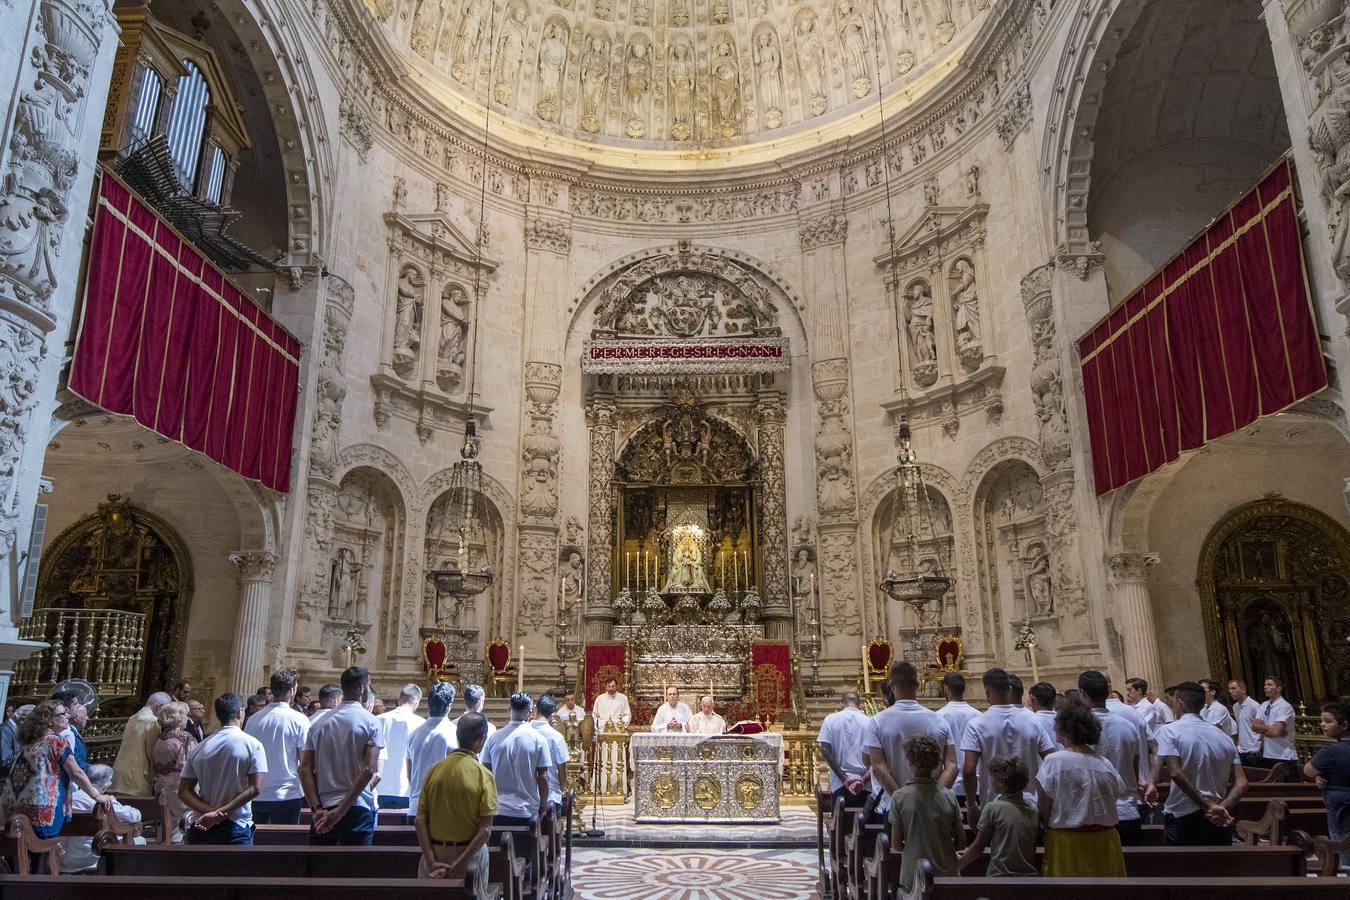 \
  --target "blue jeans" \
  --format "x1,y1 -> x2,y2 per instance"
186,820 -> 254,845
309,805 -> 375,846
253,798 -> 303,824
1327,787 -> 1350,872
